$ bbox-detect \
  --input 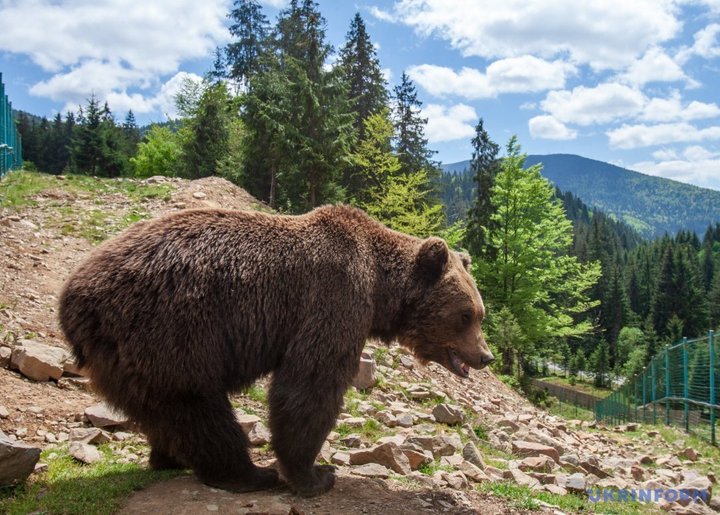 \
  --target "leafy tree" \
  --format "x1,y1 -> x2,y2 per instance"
130,125 -> 181,178
487,306 -> 524,376
590,339 -> 610,387
464,119 -> 500,258
473,137 -> 600,375
571,348 -> 586,378
616,327 -> 646,376
216,118 -> 247,185
392,72 -> 434,177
